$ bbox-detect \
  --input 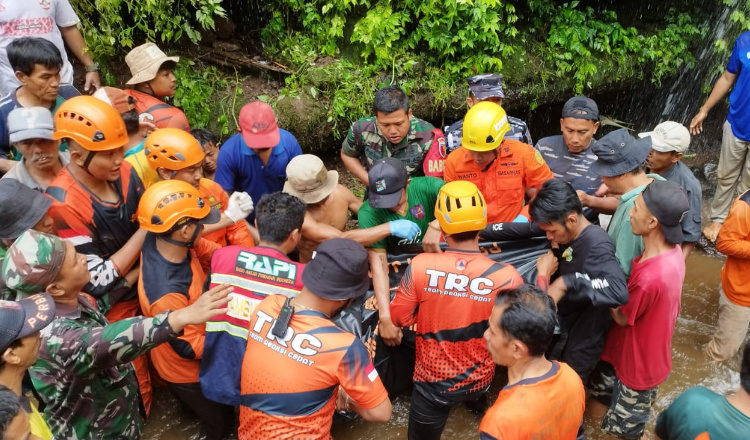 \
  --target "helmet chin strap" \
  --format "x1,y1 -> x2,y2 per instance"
82,150 -> 97,175
158,221 -> 202,248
